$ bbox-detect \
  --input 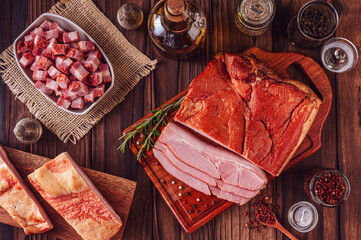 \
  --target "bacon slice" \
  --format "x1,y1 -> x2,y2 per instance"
19,52 -> 35,67
0,145 -> 53,234
99,64 -> 112,83
28,153 -> 122,240
77,41 -> 95,52
63,31 -> 80,43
